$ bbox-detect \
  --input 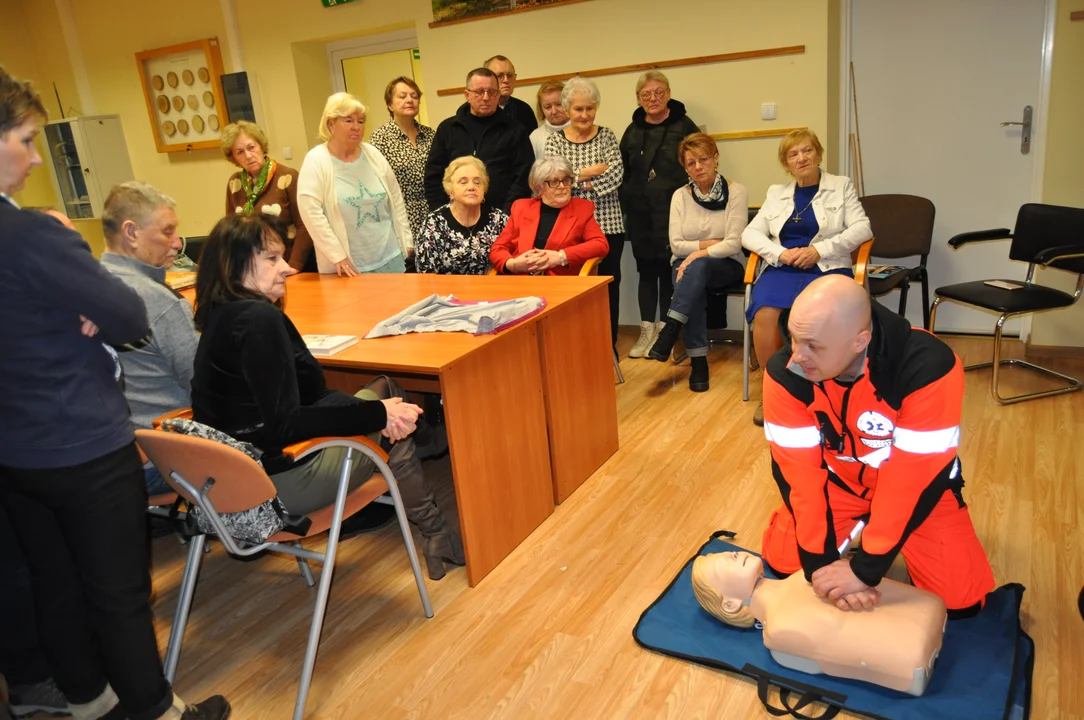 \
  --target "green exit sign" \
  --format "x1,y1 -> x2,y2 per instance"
322,0 -> 357,6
